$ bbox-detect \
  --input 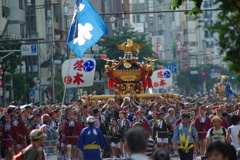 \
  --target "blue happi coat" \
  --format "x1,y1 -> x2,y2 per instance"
76,125 -> 108,160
